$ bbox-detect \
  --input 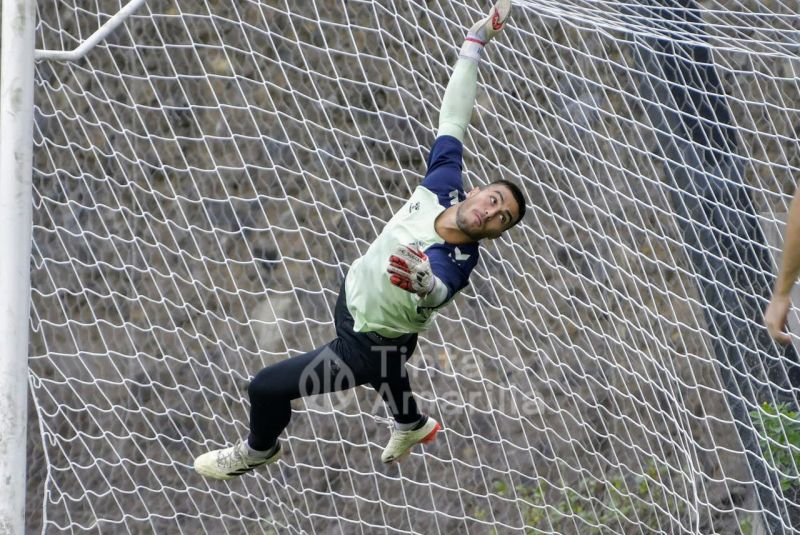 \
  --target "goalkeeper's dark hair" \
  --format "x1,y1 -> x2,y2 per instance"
489,179 -> 526,227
